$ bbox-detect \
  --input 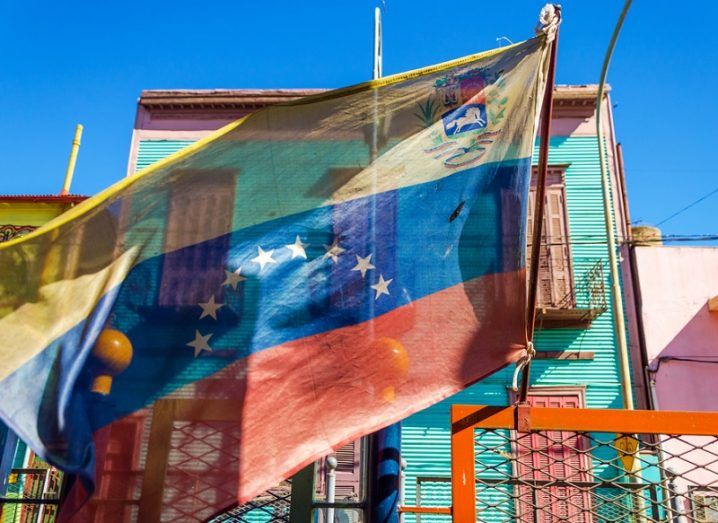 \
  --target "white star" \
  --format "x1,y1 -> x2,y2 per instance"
187,329 -> 213,358
251,246 -> 277,272
351,254 -> 375,278
323,240 -> 346,264
198,295 -> 224,320
285,235 -> 309,259
370,274 -> 393,300
222,268 -> 246,290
